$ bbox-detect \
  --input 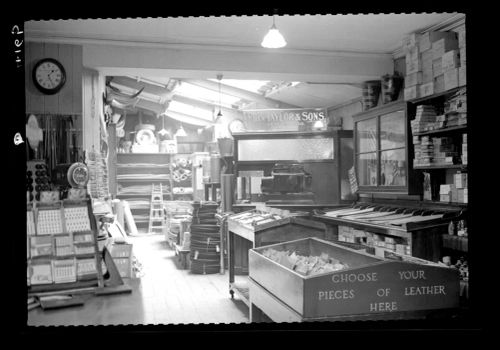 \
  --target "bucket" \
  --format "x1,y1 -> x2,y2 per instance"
381,74 -> 403,104
217,138 -> 234,157
362,80 -> 381,111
